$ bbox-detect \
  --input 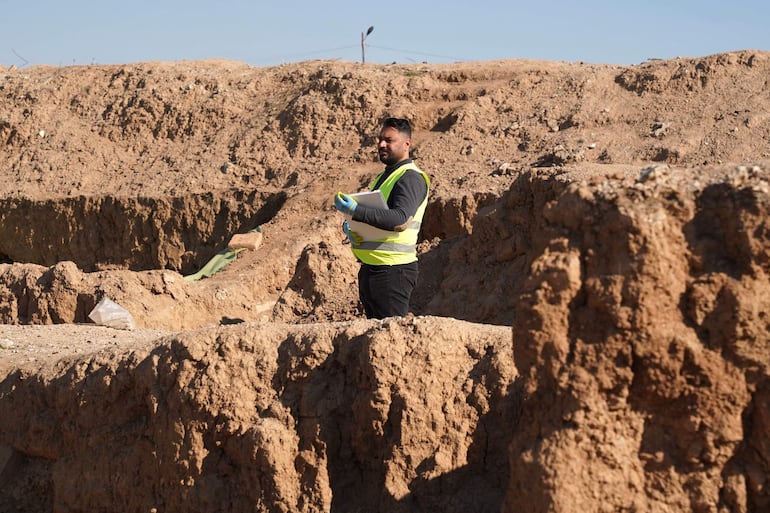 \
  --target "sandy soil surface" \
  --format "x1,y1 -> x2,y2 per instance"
0,324 -> 173,374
